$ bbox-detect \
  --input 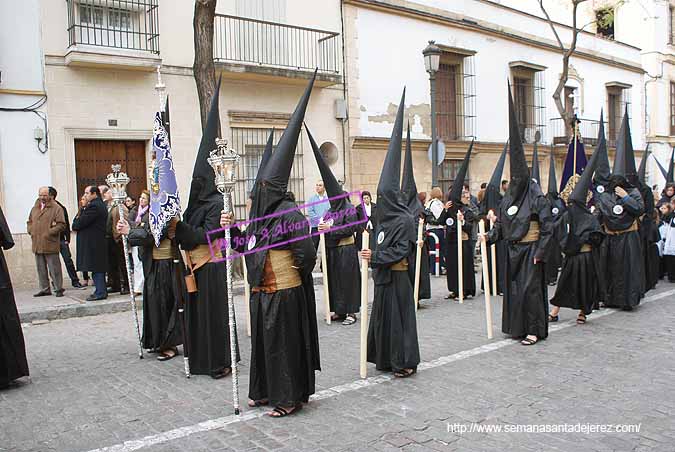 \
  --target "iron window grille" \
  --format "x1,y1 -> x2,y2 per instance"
66,0 -> 160,54
435,55 -> 477,141
438,159 -> 470,199
607,87 -> 631,147
214,14 -> 340,74
511,70 -> 547,145
230,127 -> 305,221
